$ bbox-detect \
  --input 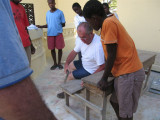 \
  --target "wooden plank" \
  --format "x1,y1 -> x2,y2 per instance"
143,66 -> 152,89
61,80 -> 84,95
82,71 -> 114,86
84,83 -> 103,95
100,92 -> 107,120
83,83 -> 113,96
65,93 -> 69,106
143,57 -> 155,70
138,50 -> 156,70
85,89 -> 90,120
